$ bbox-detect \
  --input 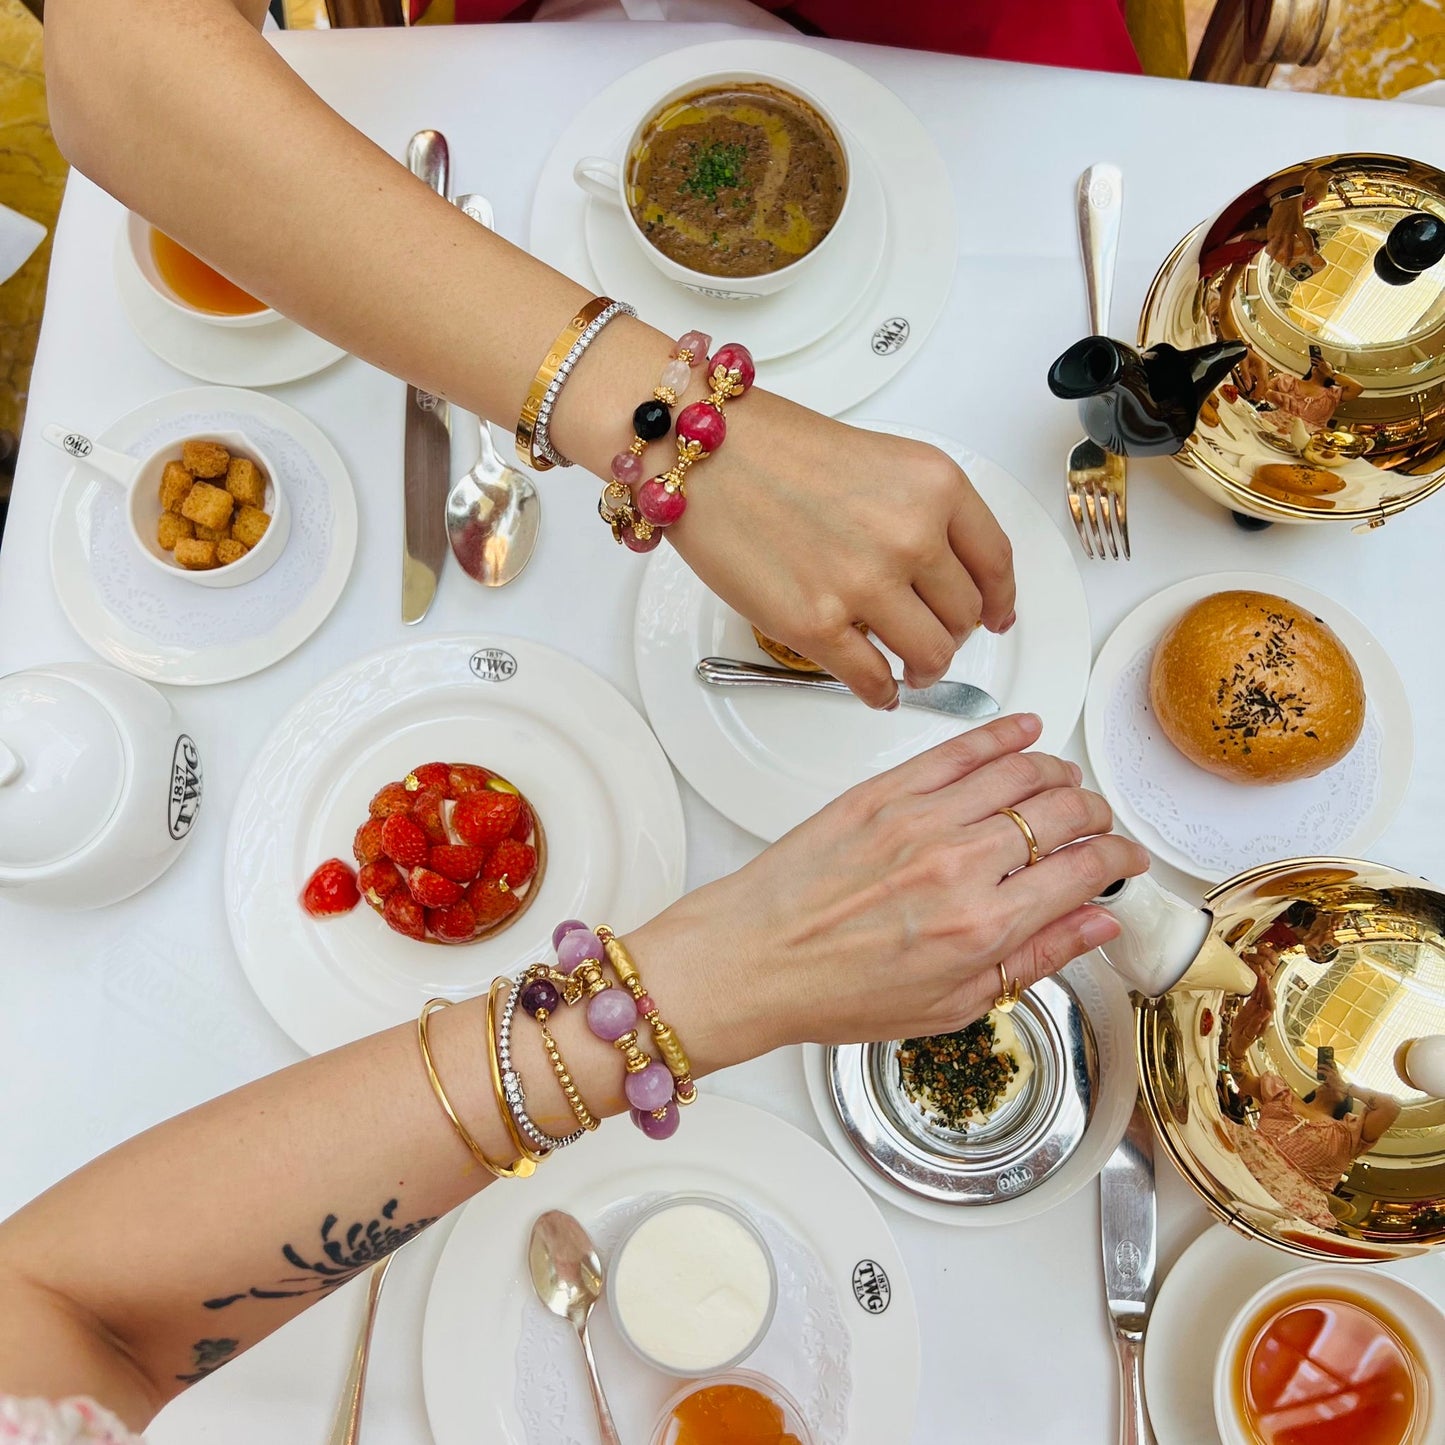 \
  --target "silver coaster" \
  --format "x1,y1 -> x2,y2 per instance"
824,975 -> 1097,1206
